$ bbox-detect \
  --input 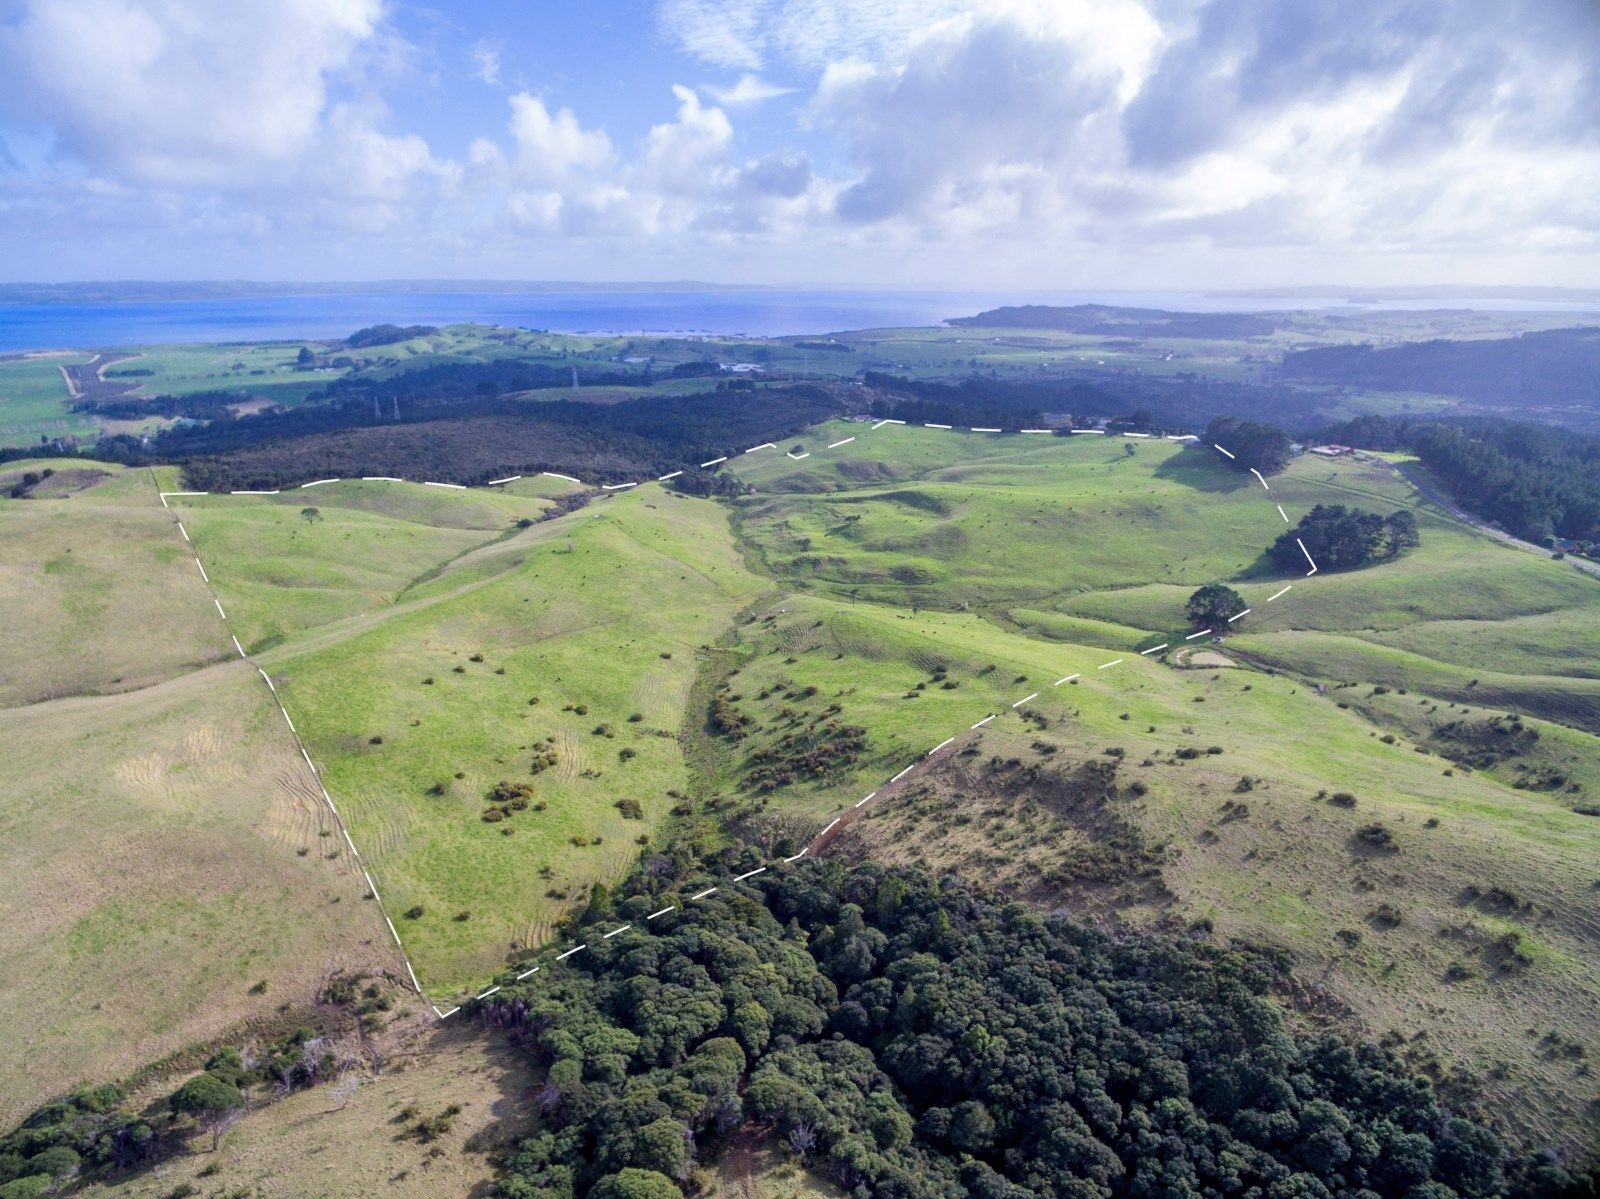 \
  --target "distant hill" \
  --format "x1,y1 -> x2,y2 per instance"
947,303 -> 1280,339
1276,325 -> 1600,409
